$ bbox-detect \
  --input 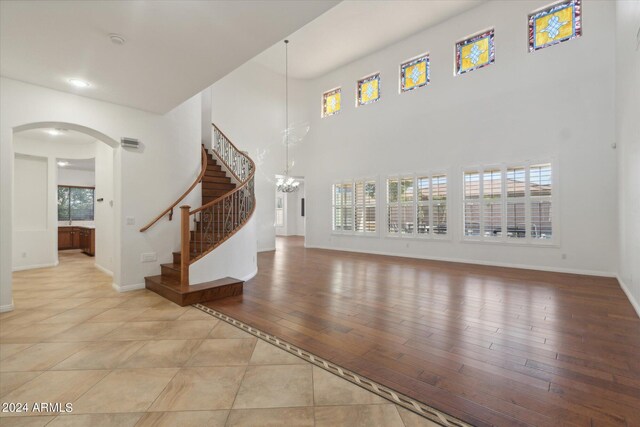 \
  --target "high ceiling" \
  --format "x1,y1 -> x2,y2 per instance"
253,0 -> 484,79
0,0 -> 339,113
